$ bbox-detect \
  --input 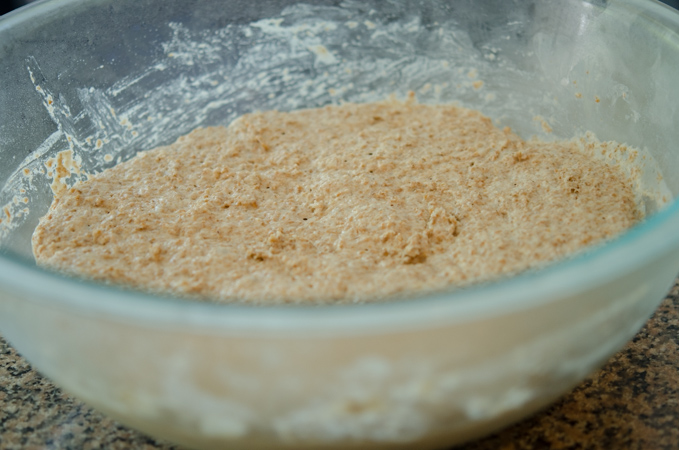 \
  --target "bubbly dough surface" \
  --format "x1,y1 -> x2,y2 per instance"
32,99 -> 641,303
